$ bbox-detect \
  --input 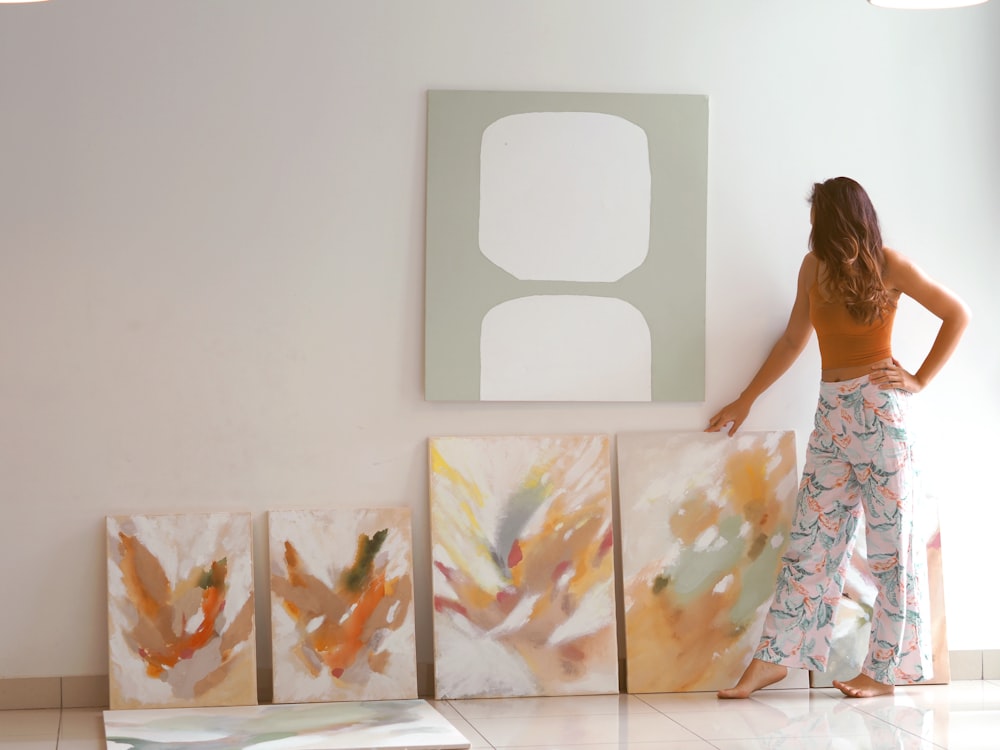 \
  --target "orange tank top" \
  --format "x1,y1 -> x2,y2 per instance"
809,284 -> 895,369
